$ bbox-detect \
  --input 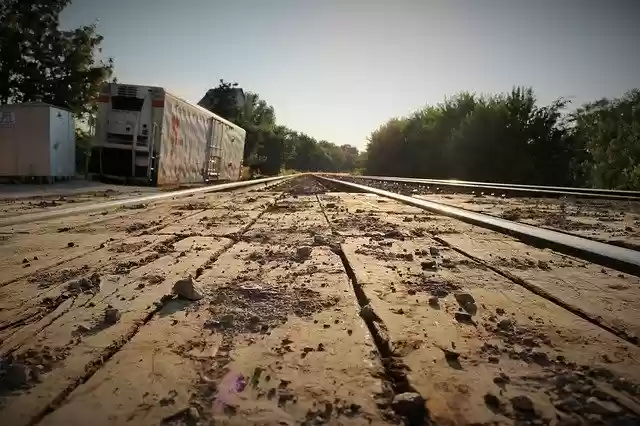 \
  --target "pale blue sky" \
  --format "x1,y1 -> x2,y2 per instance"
61,0 -> 640,150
